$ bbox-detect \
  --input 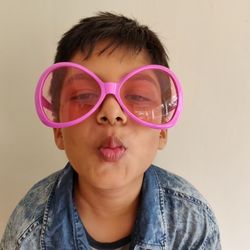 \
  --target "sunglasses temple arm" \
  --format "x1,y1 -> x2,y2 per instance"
42,96 -> 52,111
